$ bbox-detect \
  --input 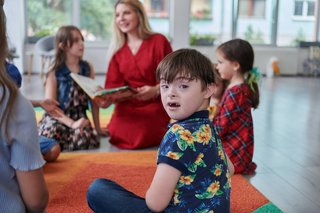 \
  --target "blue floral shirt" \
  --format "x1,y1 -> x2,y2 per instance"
157,110 -> 231,213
